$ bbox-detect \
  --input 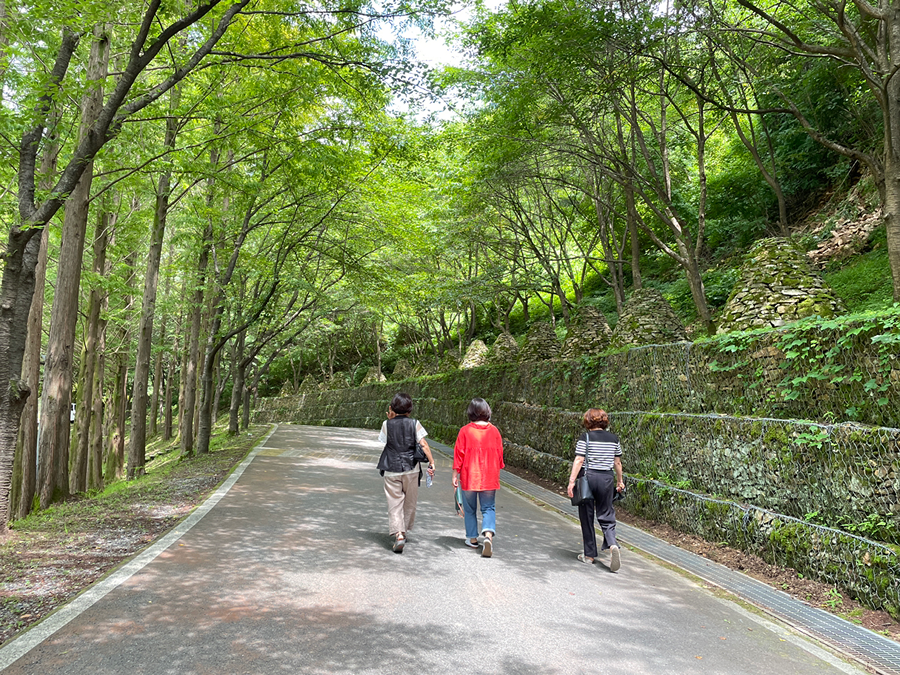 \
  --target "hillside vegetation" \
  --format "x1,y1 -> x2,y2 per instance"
5,0 -> 900,534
